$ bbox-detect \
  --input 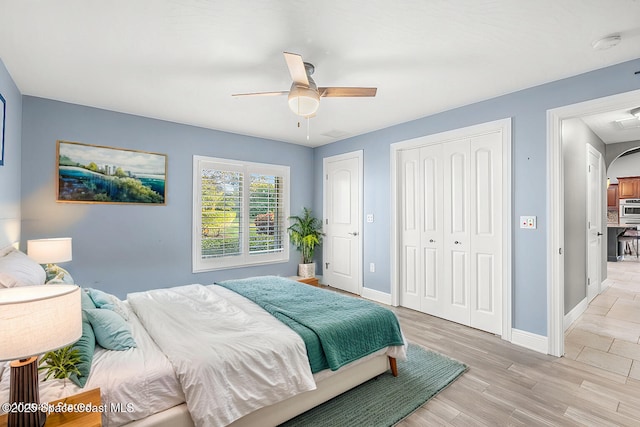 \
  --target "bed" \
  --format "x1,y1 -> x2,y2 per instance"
0,245 -> 407,427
